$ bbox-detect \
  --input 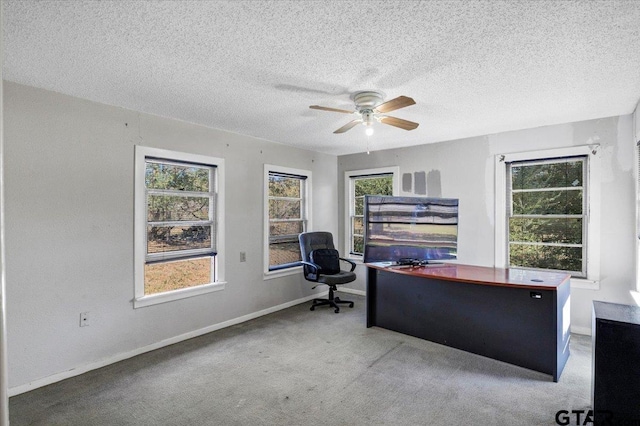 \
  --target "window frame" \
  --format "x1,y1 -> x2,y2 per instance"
263,164 -> 312,278
134,146 -> 226,308
507,156 -> 587,277
495,145 -> 600,289
637,141 -> 640,294
344,167 -> 399,260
